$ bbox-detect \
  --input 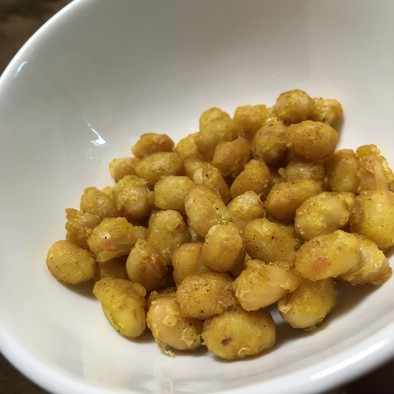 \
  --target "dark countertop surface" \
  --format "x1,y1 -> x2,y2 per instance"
0,1 -> 393,393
